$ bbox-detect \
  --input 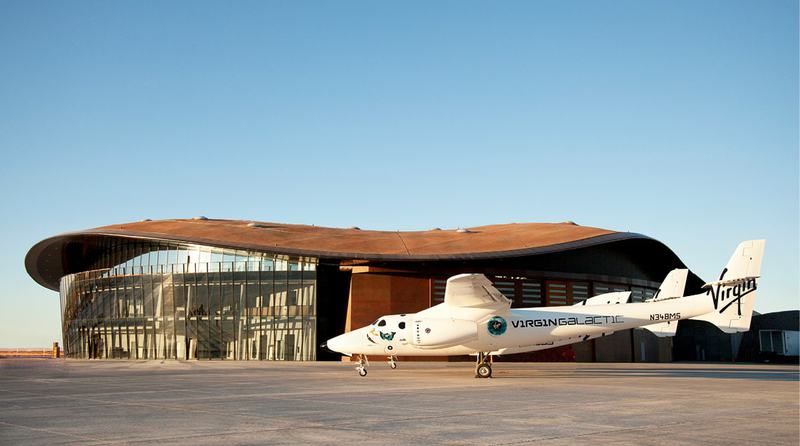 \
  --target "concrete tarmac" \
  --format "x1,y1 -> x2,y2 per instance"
0,359 -> 797,445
